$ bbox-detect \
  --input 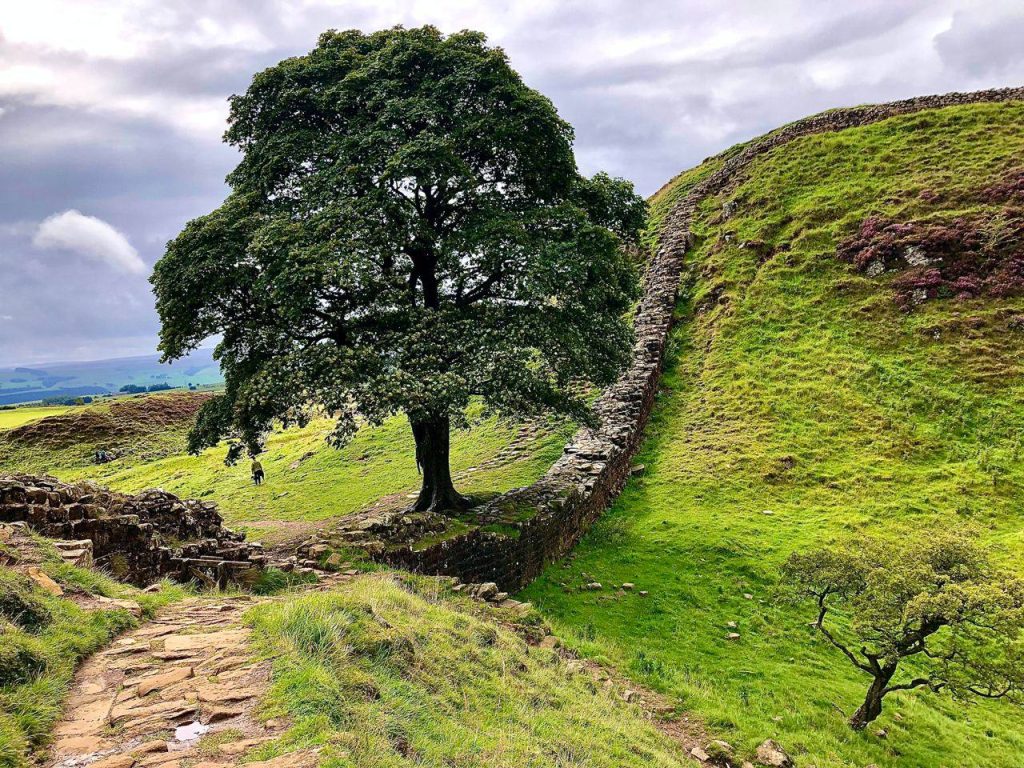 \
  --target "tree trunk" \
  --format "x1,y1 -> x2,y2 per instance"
849,672 -> 892,730
409,413 -> 469,513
